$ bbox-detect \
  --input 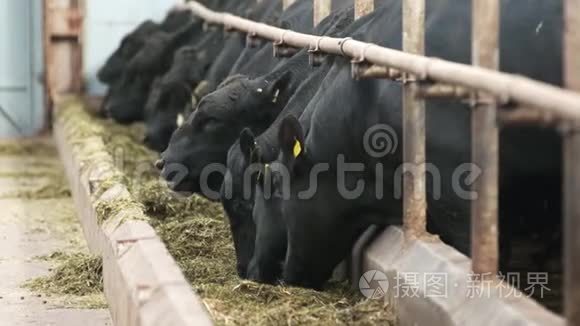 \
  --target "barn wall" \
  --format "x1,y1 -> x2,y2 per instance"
83,0 -> 180,95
